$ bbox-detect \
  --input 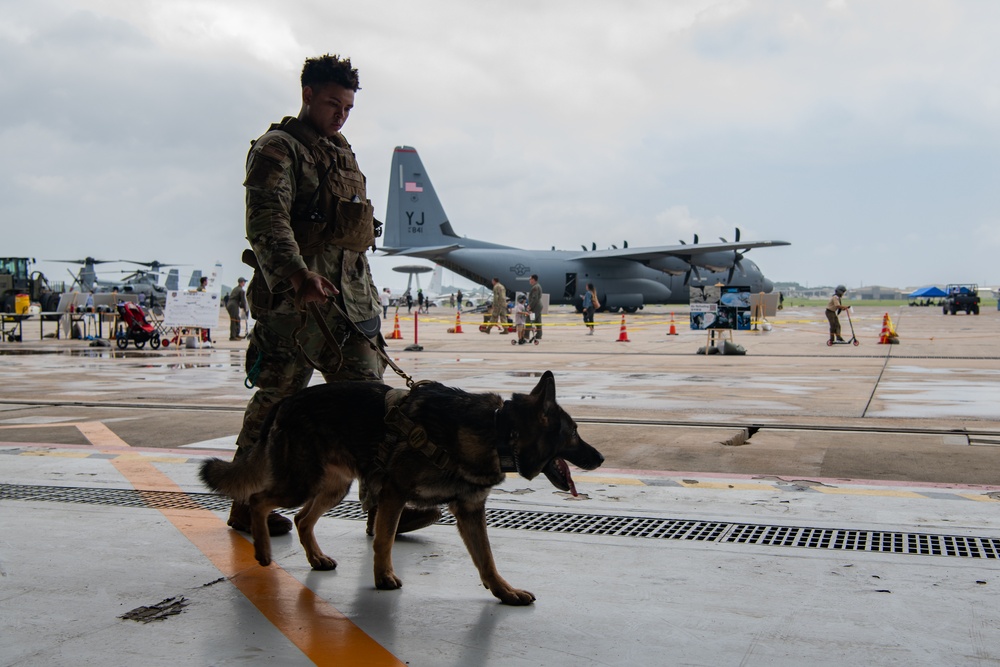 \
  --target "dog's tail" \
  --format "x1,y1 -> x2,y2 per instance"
198,453 -> 269,502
